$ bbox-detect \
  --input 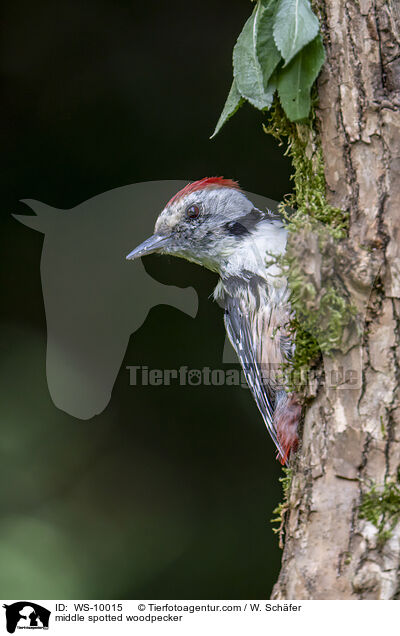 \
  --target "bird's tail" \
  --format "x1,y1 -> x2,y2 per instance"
274,392 -> 301,465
